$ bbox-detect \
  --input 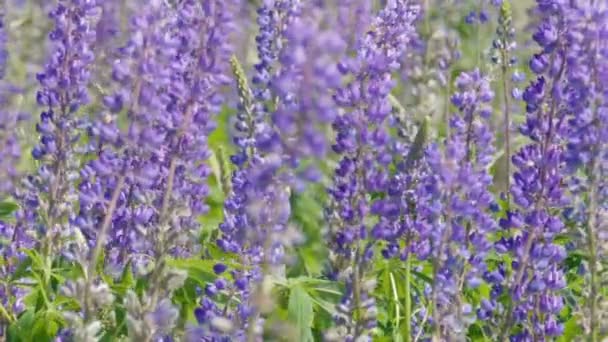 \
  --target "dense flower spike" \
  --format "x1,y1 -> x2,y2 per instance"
20,0 -> 100,255
0,8 -> 29,325
560,1 -> 608,339
121,0 -> 235,339
270,2 -> 346,182
251,0 -> 296,104
75,0 -> 173,271
62,0 -> 174,337
414,69 -> 496,338
0,9 -> 20,198
493,1 -> 575,339
61,0 -> 235,339
326,1 -> 420,340
200,9 -> 299,338
1,0 -> 101,334
490,0 -> 524,198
